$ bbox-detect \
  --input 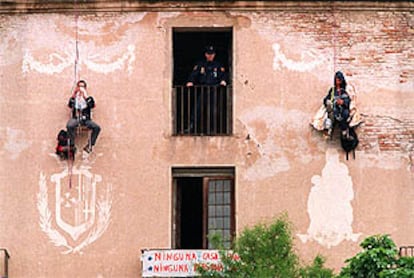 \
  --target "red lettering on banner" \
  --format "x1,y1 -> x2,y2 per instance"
153,263 -> 189,273
186,252 -> 197,260
202,251 -> 219,260
145,250 -> 230,276
210,263 -> 223,271
155,251 -> 198,261
194,262 -> 223,272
